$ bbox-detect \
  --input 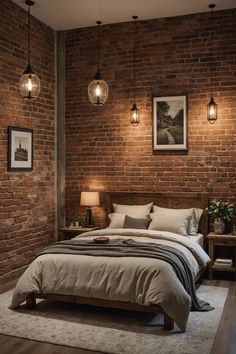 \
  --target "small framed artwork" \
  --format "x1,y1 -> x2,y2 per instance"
153,95 -> 187,151
8,126 -> 33,171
